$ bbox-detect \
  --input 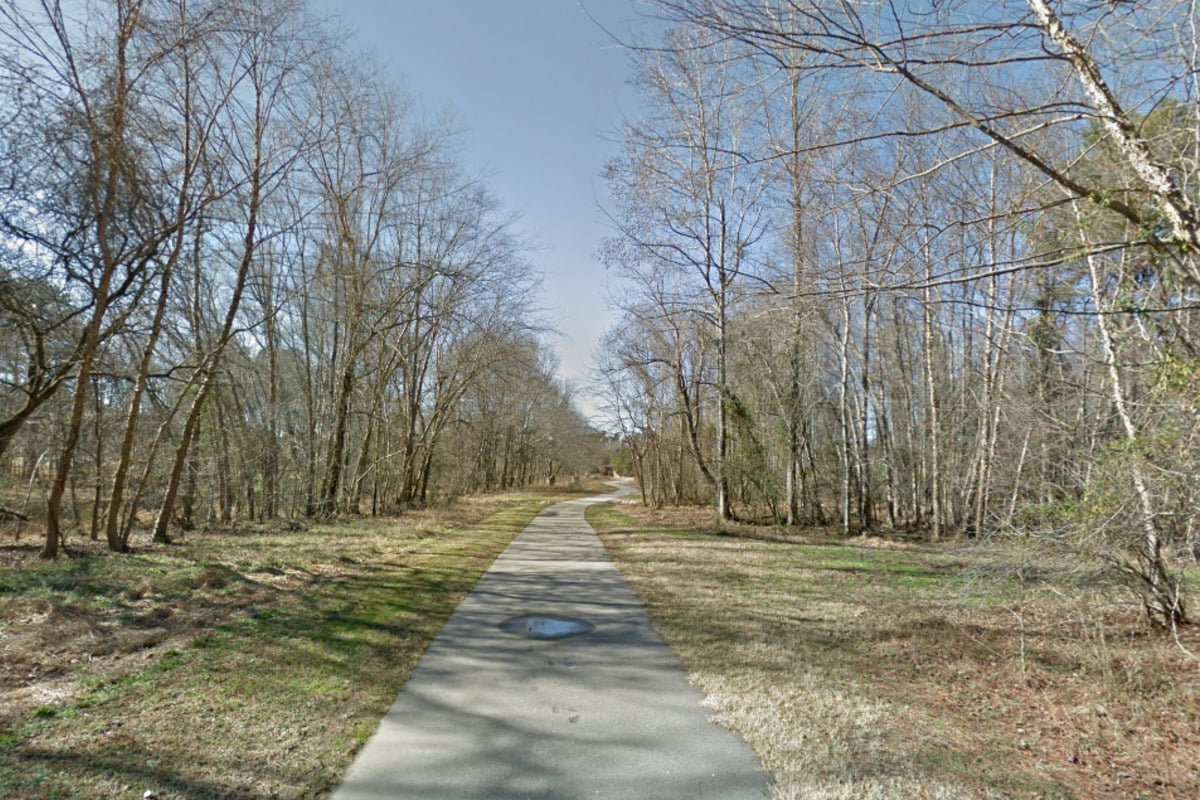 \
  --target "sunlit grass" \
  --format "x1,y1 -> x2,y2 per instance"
0,488 -> 586,799
589,502 -> 1200,800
